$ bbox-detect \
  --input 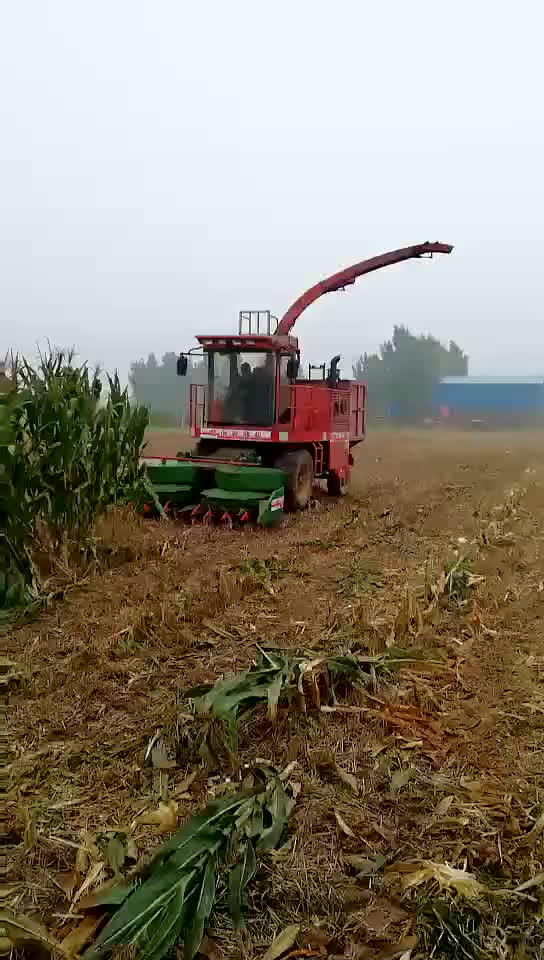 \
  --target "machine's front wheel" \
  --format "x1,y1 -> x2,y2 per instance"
275,449 -> 314,511
327,470 -> 349,497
